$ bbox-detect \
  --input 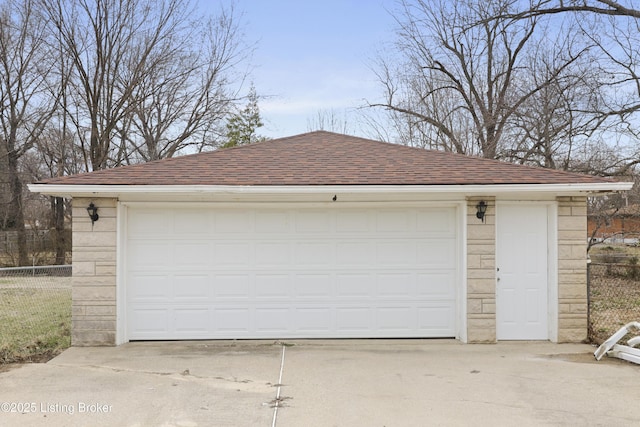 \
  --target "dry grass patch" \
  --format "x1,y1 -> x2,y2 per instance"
589,264 -> 640,343
0,277 -> 71,364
